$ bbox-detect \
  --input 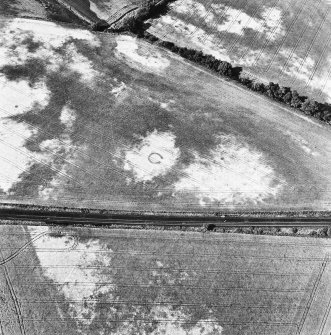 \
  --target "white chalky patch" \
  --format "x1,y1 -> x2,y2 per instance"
156,261 -> 164,268
0,120 -> 33,192
65,44 -> 99,83
175,0 -> 215,23
150,306 -> 223,335
37,138 -> 80,200
174,135 -> 283,206
122,130 -> 180,183
60,105 -> 76,129
0,75 -> 50,192
286,131 -> 320,156
305,58 -> 331,103
89,0 -> 111,20
113,305 -> 224,334
280,51 -> 315,82
0,18 -> 100,193
279,52 -> 331,103
111,81 -> 127,97
28,226 -> 114,326
0,18 -> 100,83
0,76 -> 50,116
172,1 -> 284,40
211,5 -> 284,40
1,18 -> 100,51
150,15 -> 271,67
115,35 -> 170,73
154,16 -> 232,63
